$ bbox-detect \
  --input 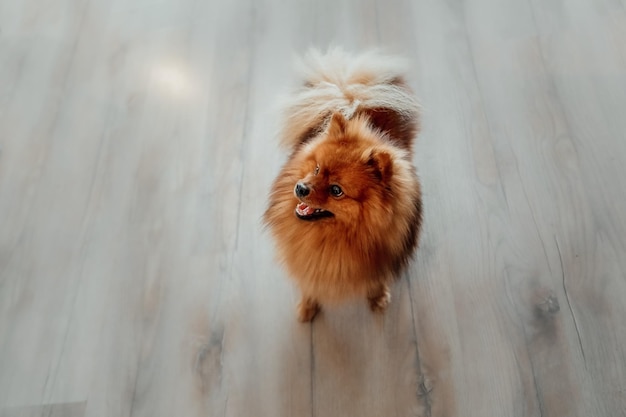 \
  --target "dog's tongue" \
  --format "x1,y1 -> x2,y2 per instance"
296,202 -> 314,216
